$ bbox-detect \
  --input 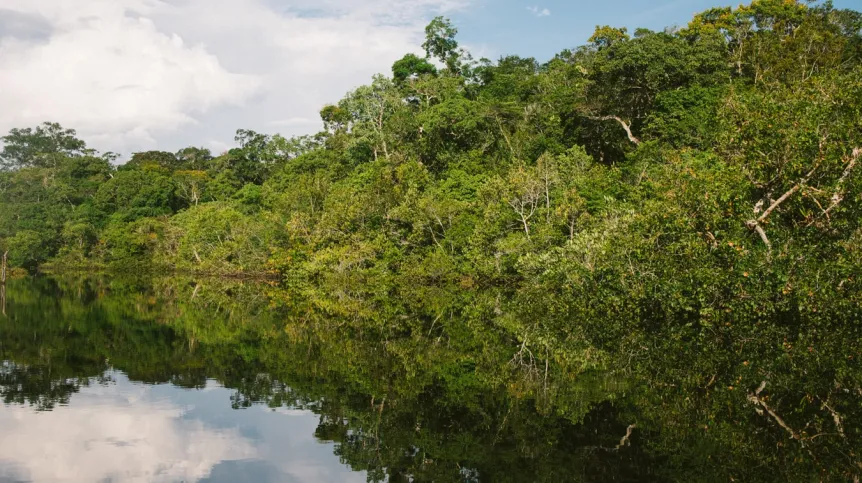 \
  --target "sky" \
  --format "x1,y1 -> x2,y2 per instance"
0,0 -> 858,158
0,371 -> 366,482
